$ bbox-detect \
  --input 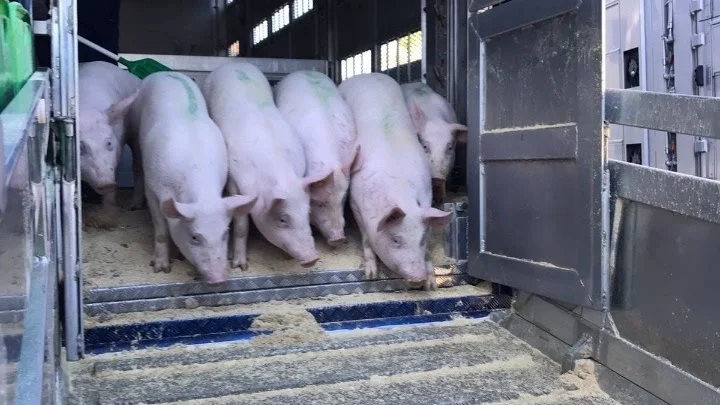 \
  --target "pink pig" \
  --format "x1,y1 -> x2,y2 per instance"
401,82 -> 468,205
274,70 -> 359,248
339,73 -> 452,290
78,61 -> 143,226
128,72 -> 257,284
203,62 -> 329,270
